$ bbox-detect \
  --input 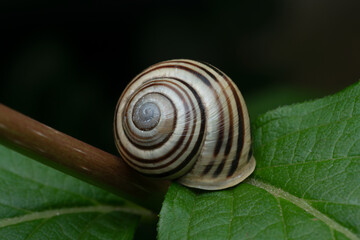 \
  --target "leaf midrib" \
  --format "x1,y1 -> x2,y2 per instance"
247,178 -> 359,240
0,205 -> 151,228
